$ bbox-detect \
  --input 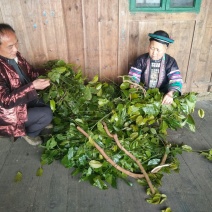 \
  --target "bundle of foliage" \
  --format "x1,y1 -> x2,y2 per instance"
39,60 -> 201,202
